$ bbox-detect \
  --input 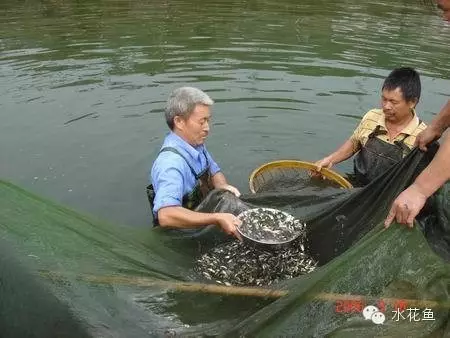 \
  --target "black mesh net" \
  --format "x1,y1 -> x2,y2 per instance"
0,143 -> 449,337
